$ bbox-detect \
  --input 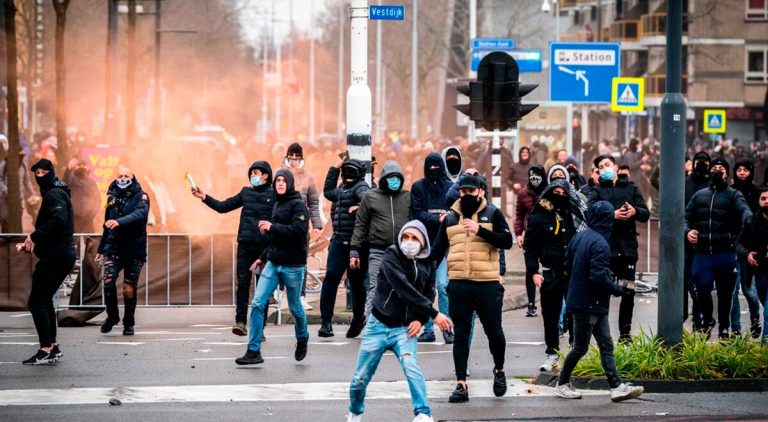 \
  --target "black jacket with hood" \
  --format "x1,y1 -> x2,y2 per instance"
737,208 -> 768,275
324,159 -> 370,243
262,169 -> 310,266
203,161 -> 275,245
371,220 -> 439,328
565,201 -> 625,315
524,180 -> 578,275
98,177 -> 150,257
588,177 -> 650,258
685,151 -> 711,205
685,178 -> 752,255
732,158 -> 761,213
350,160 -> 411,257
29,159 -> 75,259
411,152 -> 452,242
